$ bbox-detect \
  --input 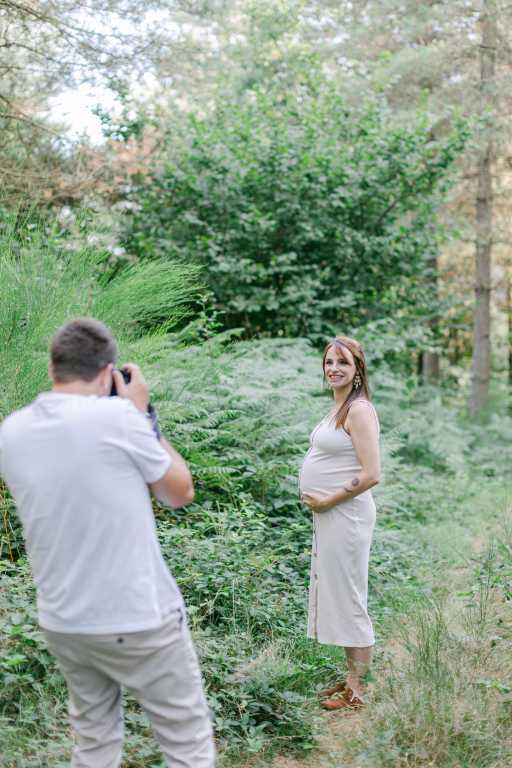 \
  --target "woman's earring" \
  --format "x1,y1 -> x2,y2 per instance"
353,373 -> 362,389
